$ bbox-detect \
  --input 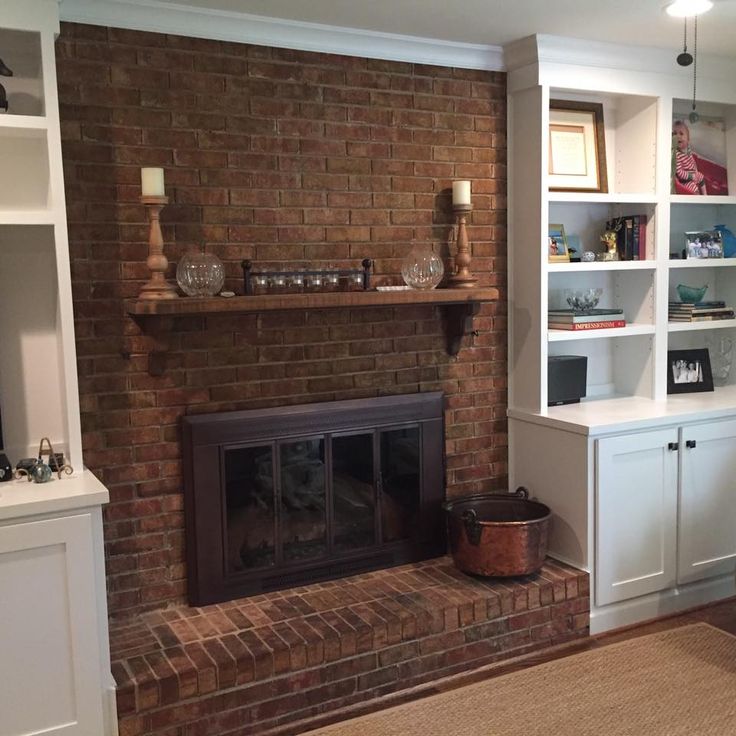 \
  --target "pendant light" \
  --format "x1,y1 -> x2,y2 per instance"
662,0 -> 713,16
